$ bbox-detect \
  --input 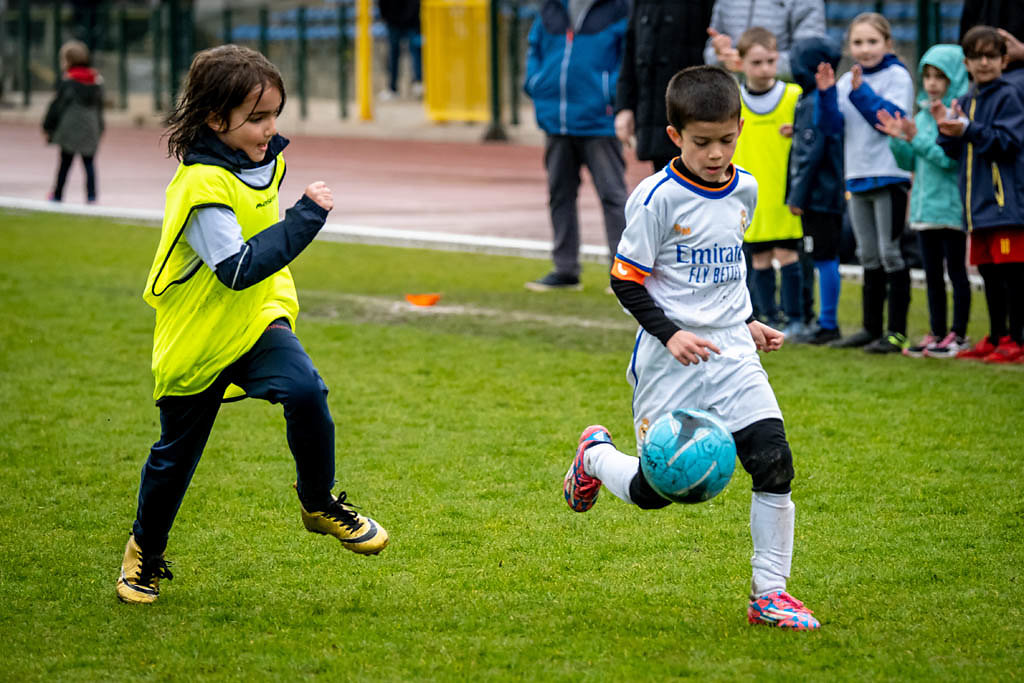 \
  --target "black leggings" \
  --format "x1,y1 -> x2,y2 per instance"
917,229 -> 971,337
977,262 -> 1024,343
53,149 -> 96,201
